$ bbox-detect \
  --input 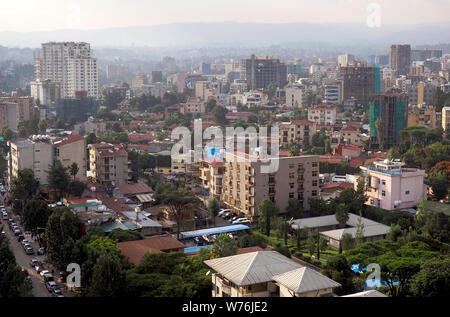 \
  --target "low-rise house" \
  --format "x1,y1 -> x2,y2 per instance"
204,251 -> 340,298
320,224 -> 390,250
121,208 -> 163,236
115,183 -> 153,203
117,235 -> 186,265
273,267 -> 341,297
359,160 -> 427,210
